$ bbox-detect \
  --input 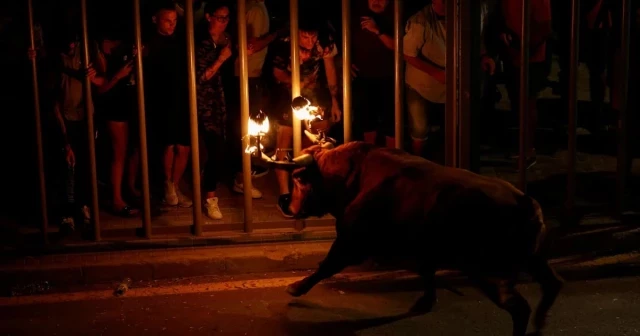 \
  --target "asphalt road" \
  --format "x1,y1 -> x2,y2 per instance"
1,272 -> 639,336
